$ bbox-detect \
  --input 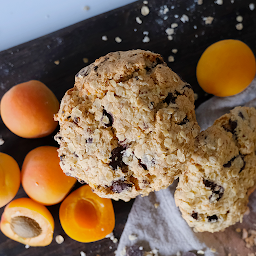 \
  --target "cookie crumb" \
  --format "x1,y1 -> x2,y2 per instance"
106,232 -> 118,243
249,3 -> 255,11
109,246 -> 112,249
215,0 -> 223,5
54,60 -> 60,65
55,235 -> 64,244
194,93 -> 198,100
25,244 -> 30,249
236,16 -> 243,22
142,36 -> 150,43
242,228 -> 248,239
210,248 -> 216,252
165,28 -> 174,35
244,207 -> 250,215
174,14 -> 179,18
80,252 -> 86,256
139,246 -> 143,250
180,14 -> 189,23
83,58 -> 89,64
115,37 -> 122,43
236,228 -> 241,233
197,250 -> 204,254
167,35 -> 173,41
154,203 -> 160,208
143,1 -> 148,4
141,6 -> 150,16
197,0 -> 203,5
143,31 -> 149,35
203,16 -> 214,25
0,138 -> 4,145
128,234 -> 138,241
136,17 -> 143,24
171,23 -> 178,28
102,35 -> 108,41
176,251 -> 181,256
83,5 -> 90,11
168,56 -> 174,62
236,23 -> 243,30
